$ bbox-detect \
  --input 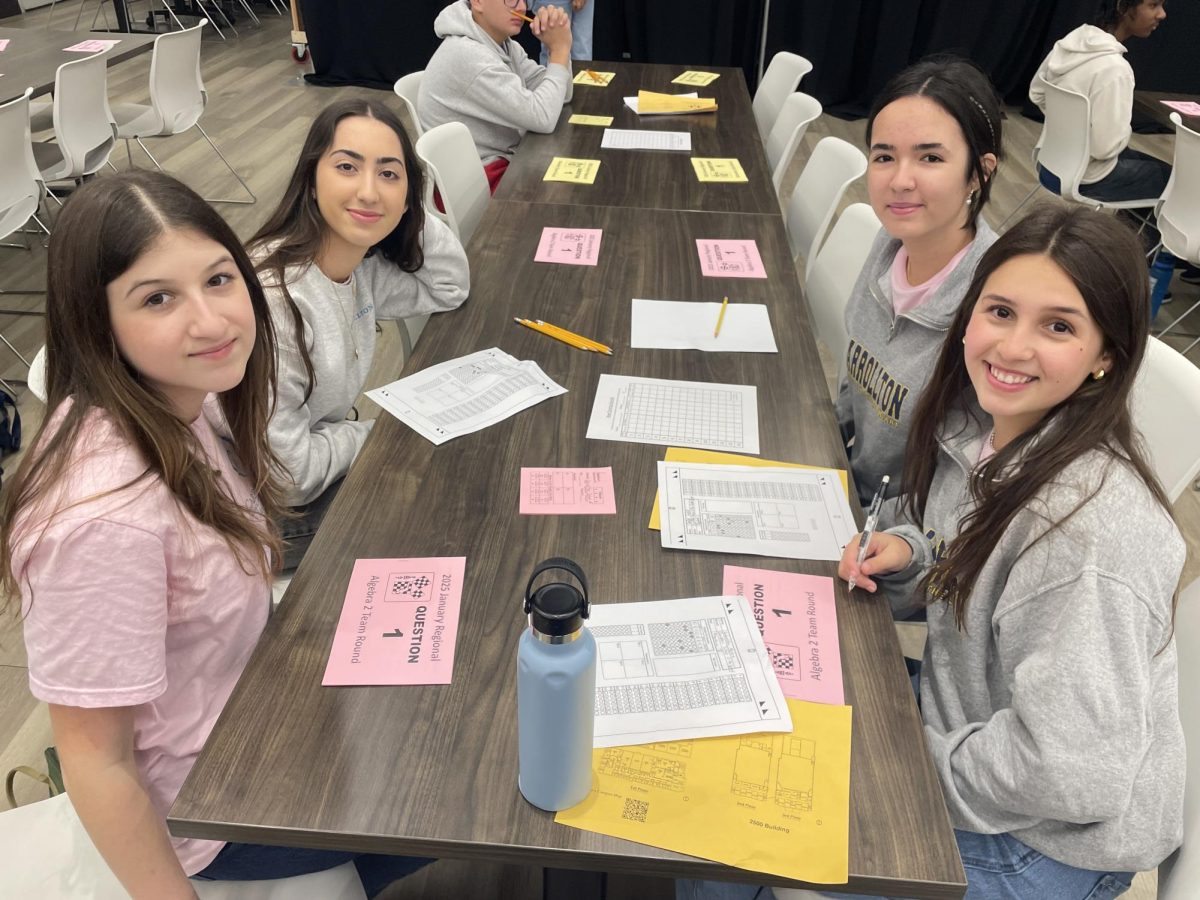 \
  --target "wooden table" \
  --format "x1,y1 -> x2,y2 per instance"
170,200 -> 967,898
492,61 -> 781,215
0,25 -> 156,105
1133,90 -> 1200,133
